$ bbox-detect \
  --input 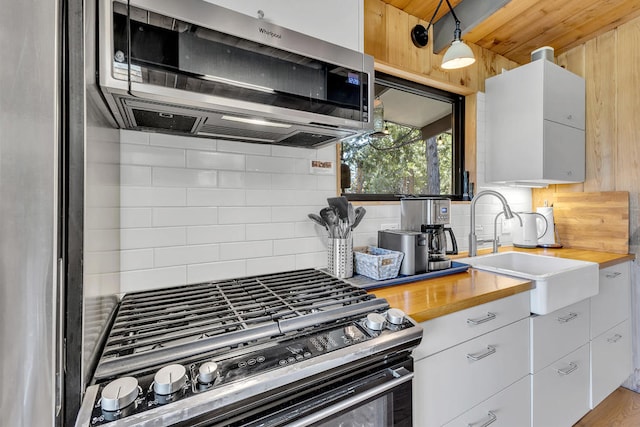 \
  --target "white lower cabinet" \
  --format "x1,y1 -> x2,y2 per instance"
590,319 -> 632,408
413,318 -> 530,427
413,260 -> 632,426
530,298 -> 590,374
443,375 -> 531,427
531,344 -> 590,427
589,261 -> 633,408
